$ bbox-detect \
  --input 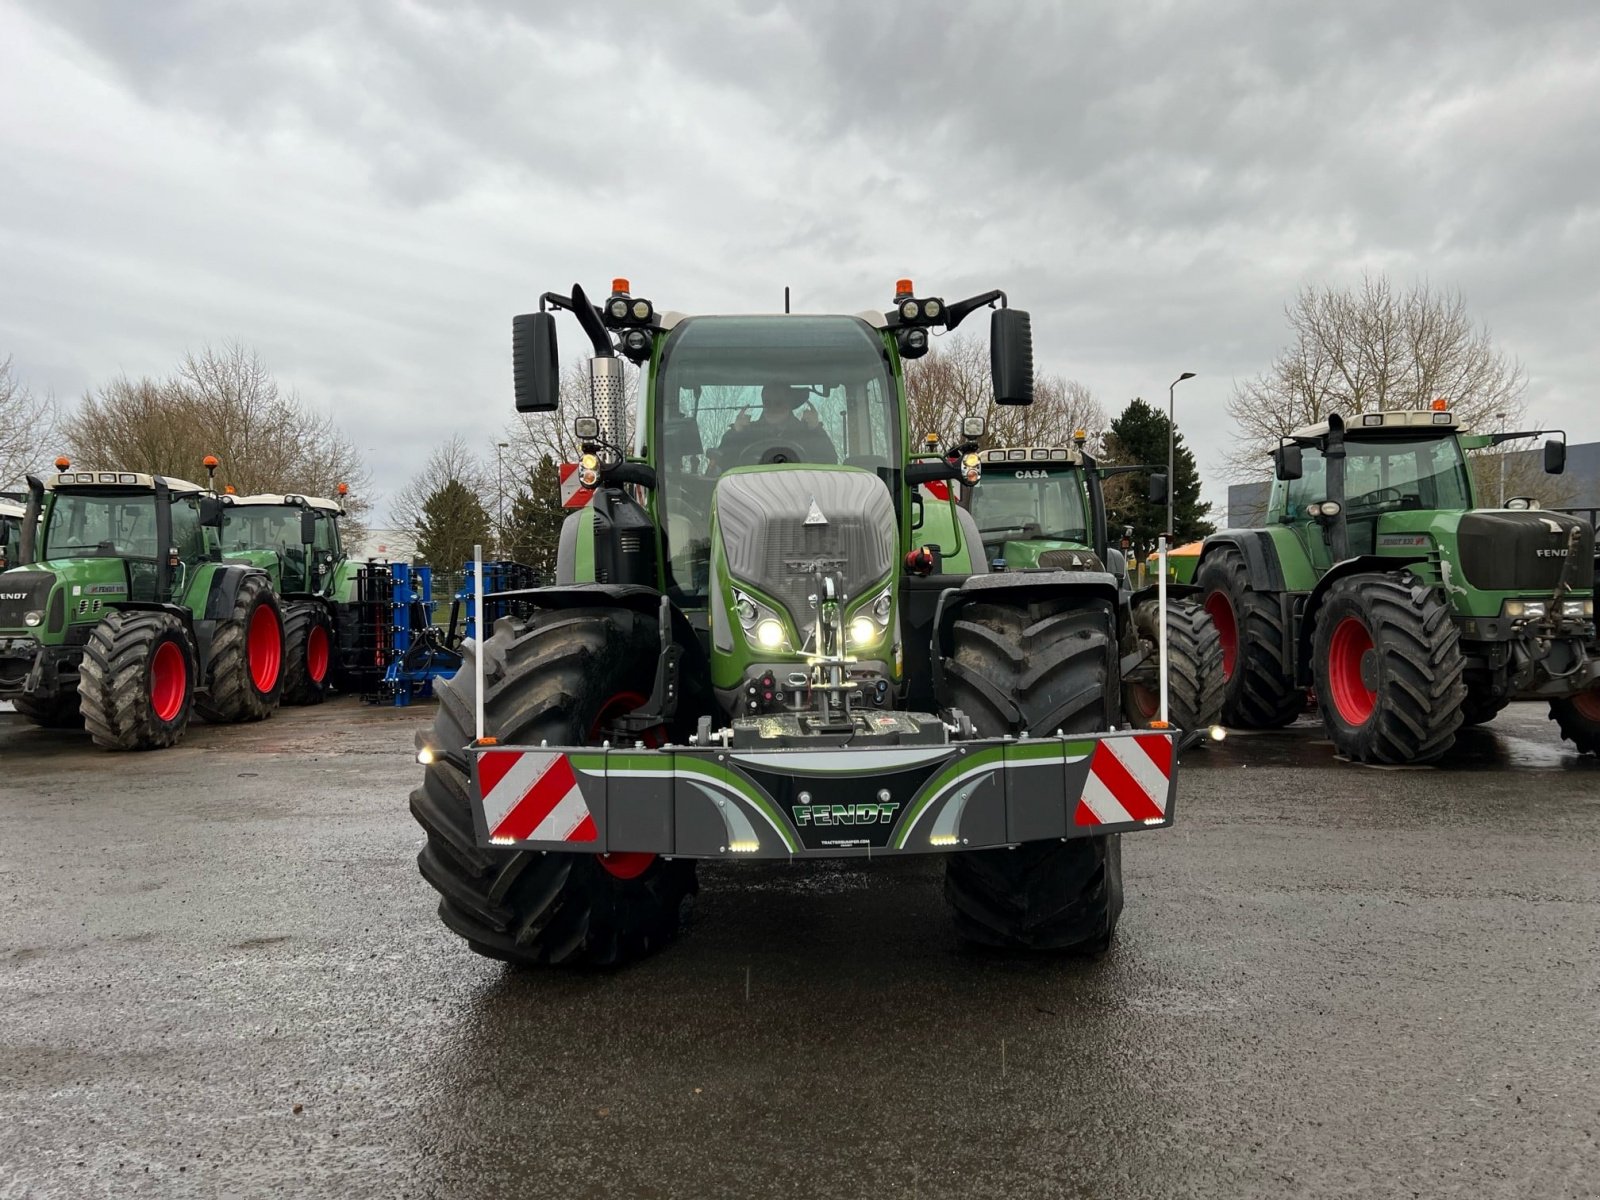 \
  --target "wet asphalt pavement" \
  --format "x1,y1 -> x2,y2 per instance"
1,700 -> 1596,1199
